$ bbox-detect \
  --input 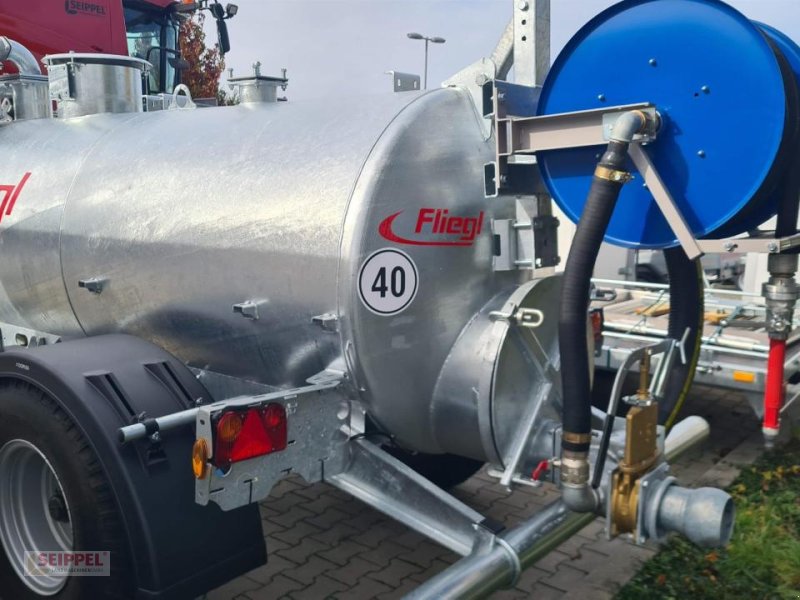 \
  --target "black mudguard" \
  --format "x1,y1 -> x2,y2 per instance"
0,334 -> 266,599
